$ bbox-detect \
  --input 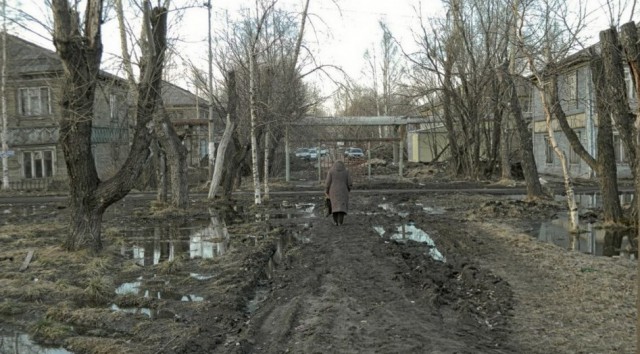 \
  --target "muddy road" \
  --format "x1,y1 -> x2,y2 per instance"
0,184 -> 636,354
